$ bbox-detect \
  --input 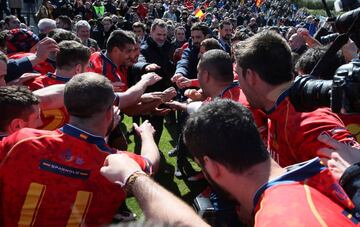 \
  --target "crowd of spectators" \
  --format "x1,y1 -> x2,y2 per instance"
0,0 -> 360,226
